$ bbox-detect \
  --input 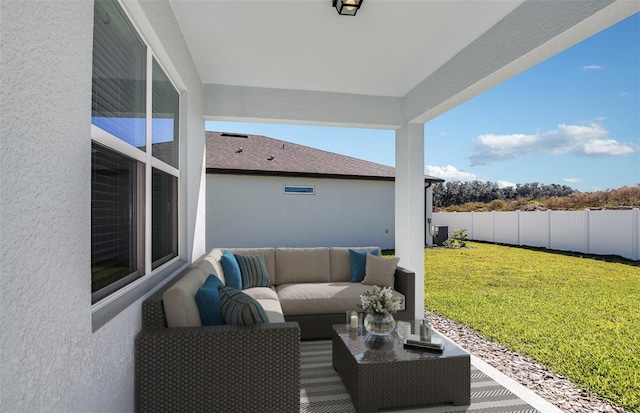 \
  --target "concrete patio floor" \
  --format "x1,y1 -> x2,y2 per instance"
300,340 -> 563,413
